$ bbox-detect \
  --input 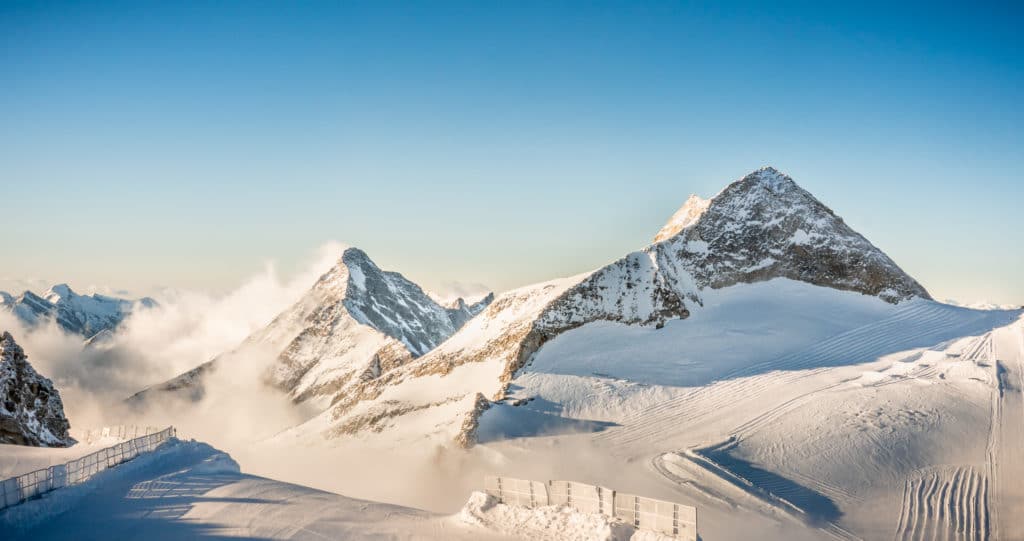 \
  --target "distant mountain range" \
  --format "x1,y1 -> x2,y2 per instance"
0,284 -> 157,339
